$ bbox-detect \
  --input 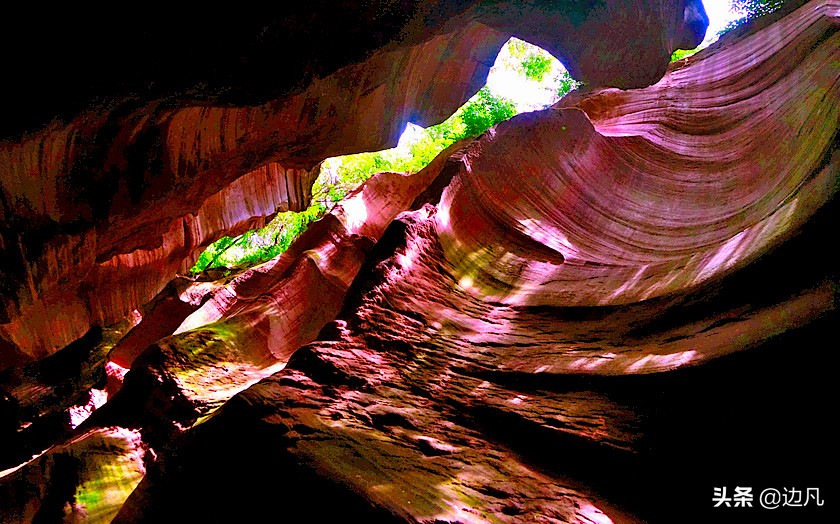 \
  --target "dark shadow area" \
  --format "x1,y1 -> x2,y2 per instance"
465,312 -> 834,523
112,394 -> 404,524
0,327 -> 106,470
